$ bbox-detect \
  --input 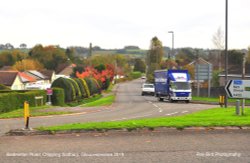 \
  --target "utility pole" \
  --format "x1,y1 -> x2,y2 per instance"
241,52 -> 246,115
89,42 -> 92,66
224,0 -> 228,108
